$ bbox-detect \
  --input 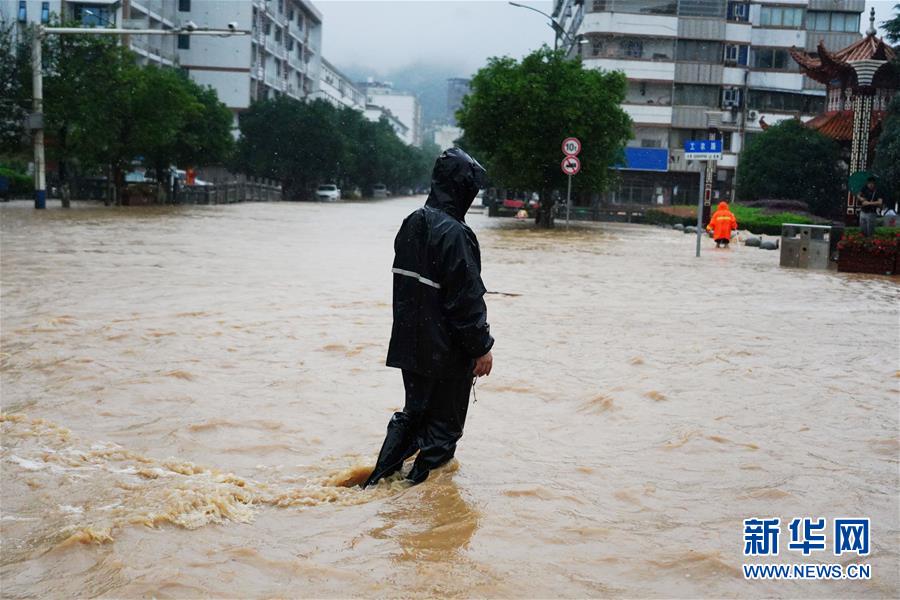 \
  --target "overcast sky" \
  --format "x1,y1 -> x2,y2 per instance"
318,0 -> 897,77
318,0 -> 555,77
